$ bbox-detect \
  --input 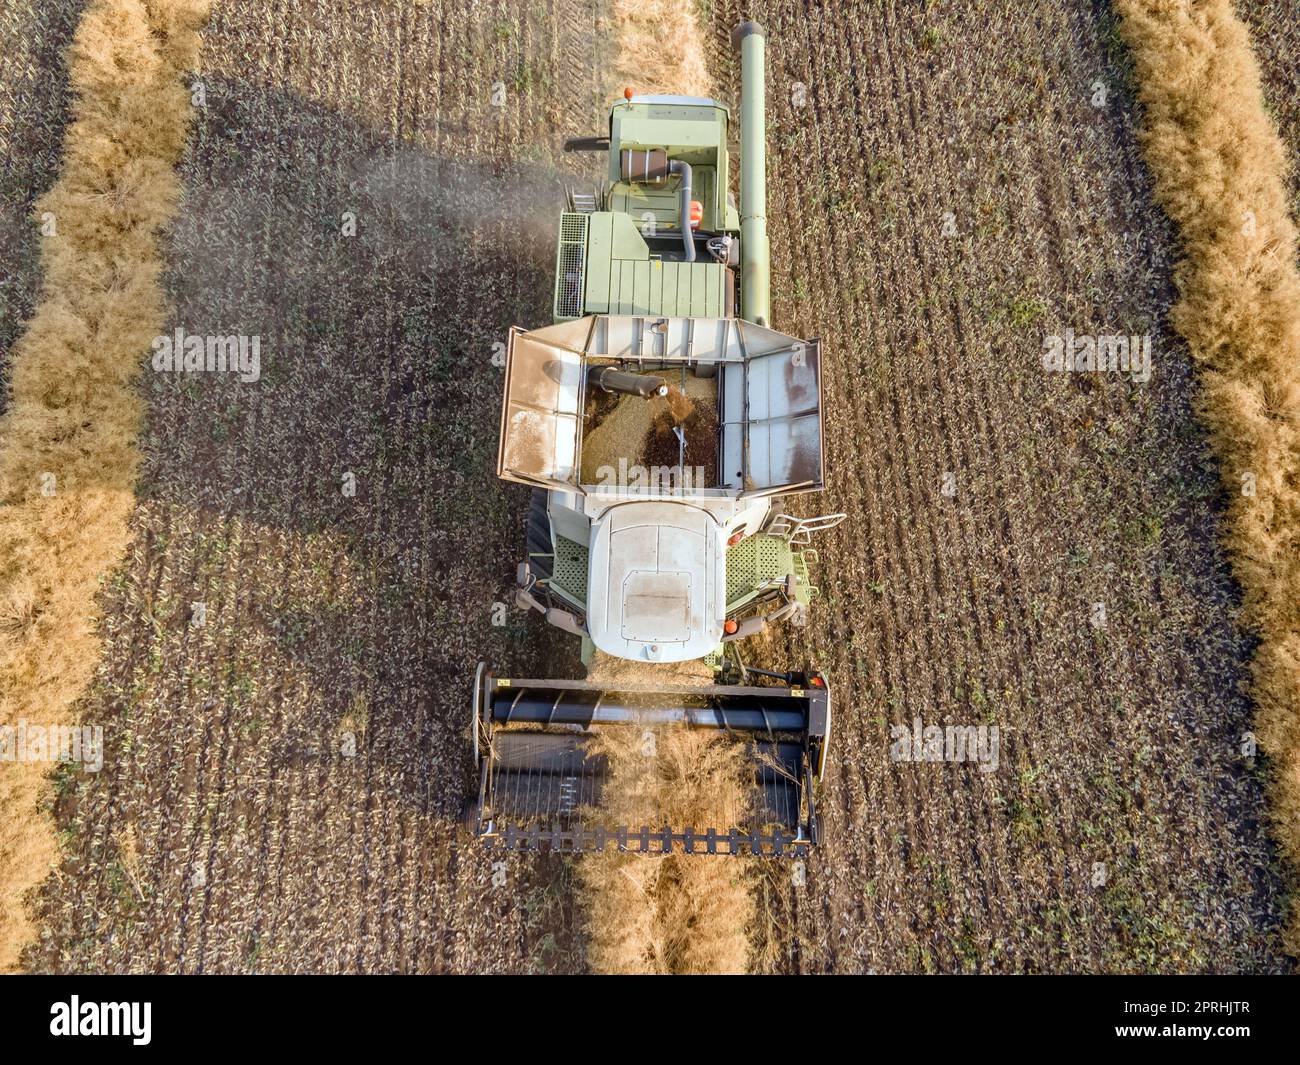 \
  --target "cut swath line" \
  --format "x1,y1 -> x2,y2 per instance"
1116,0 -> 1300,956
0,0 -> 209,972
575,9 -> 762,971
